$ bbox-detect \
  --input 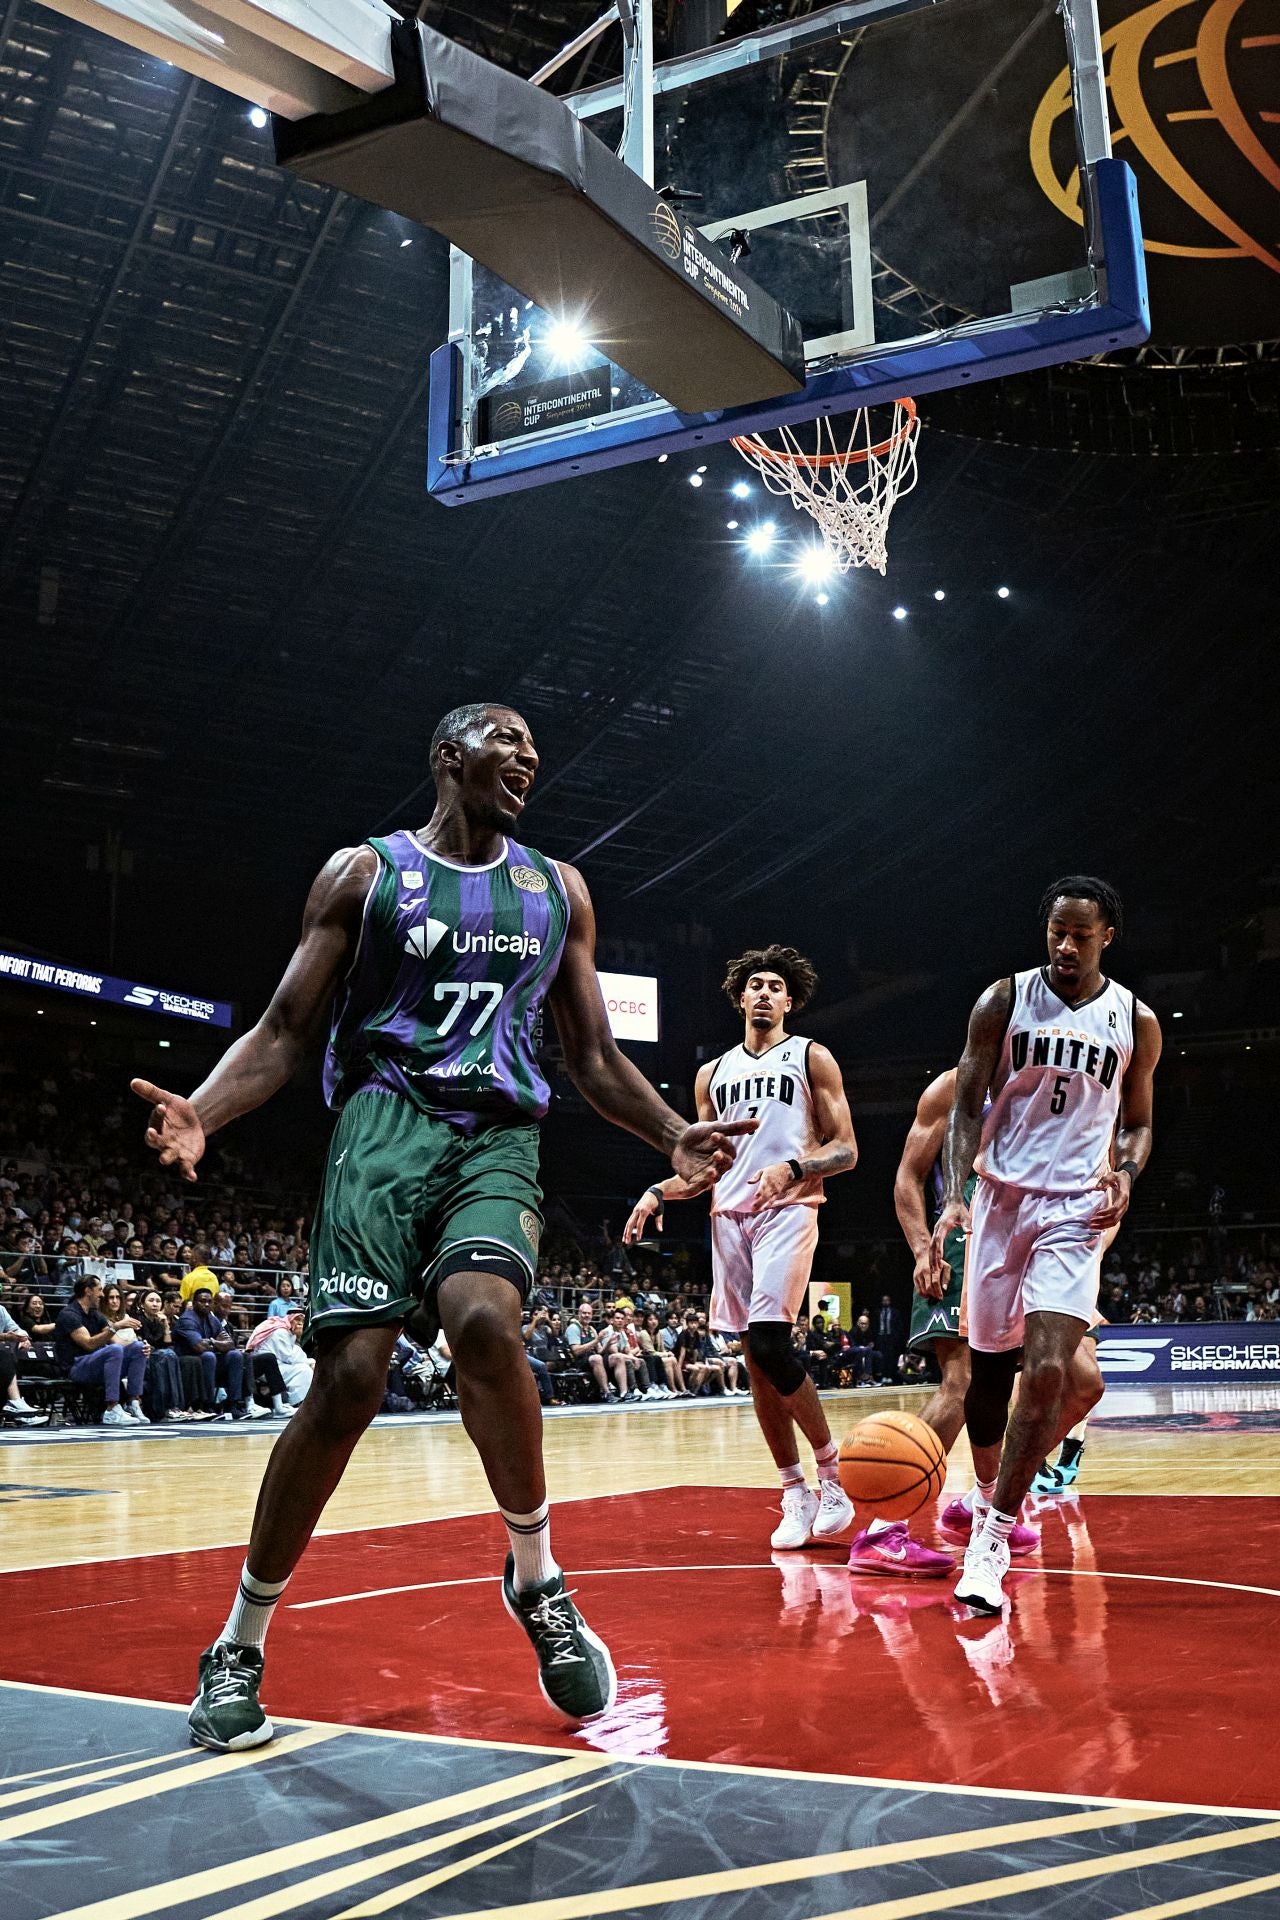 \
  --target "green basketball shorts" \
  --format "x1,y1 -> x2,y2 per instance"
306,1088 -> 544,1339
906,1222 -> 967,1352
